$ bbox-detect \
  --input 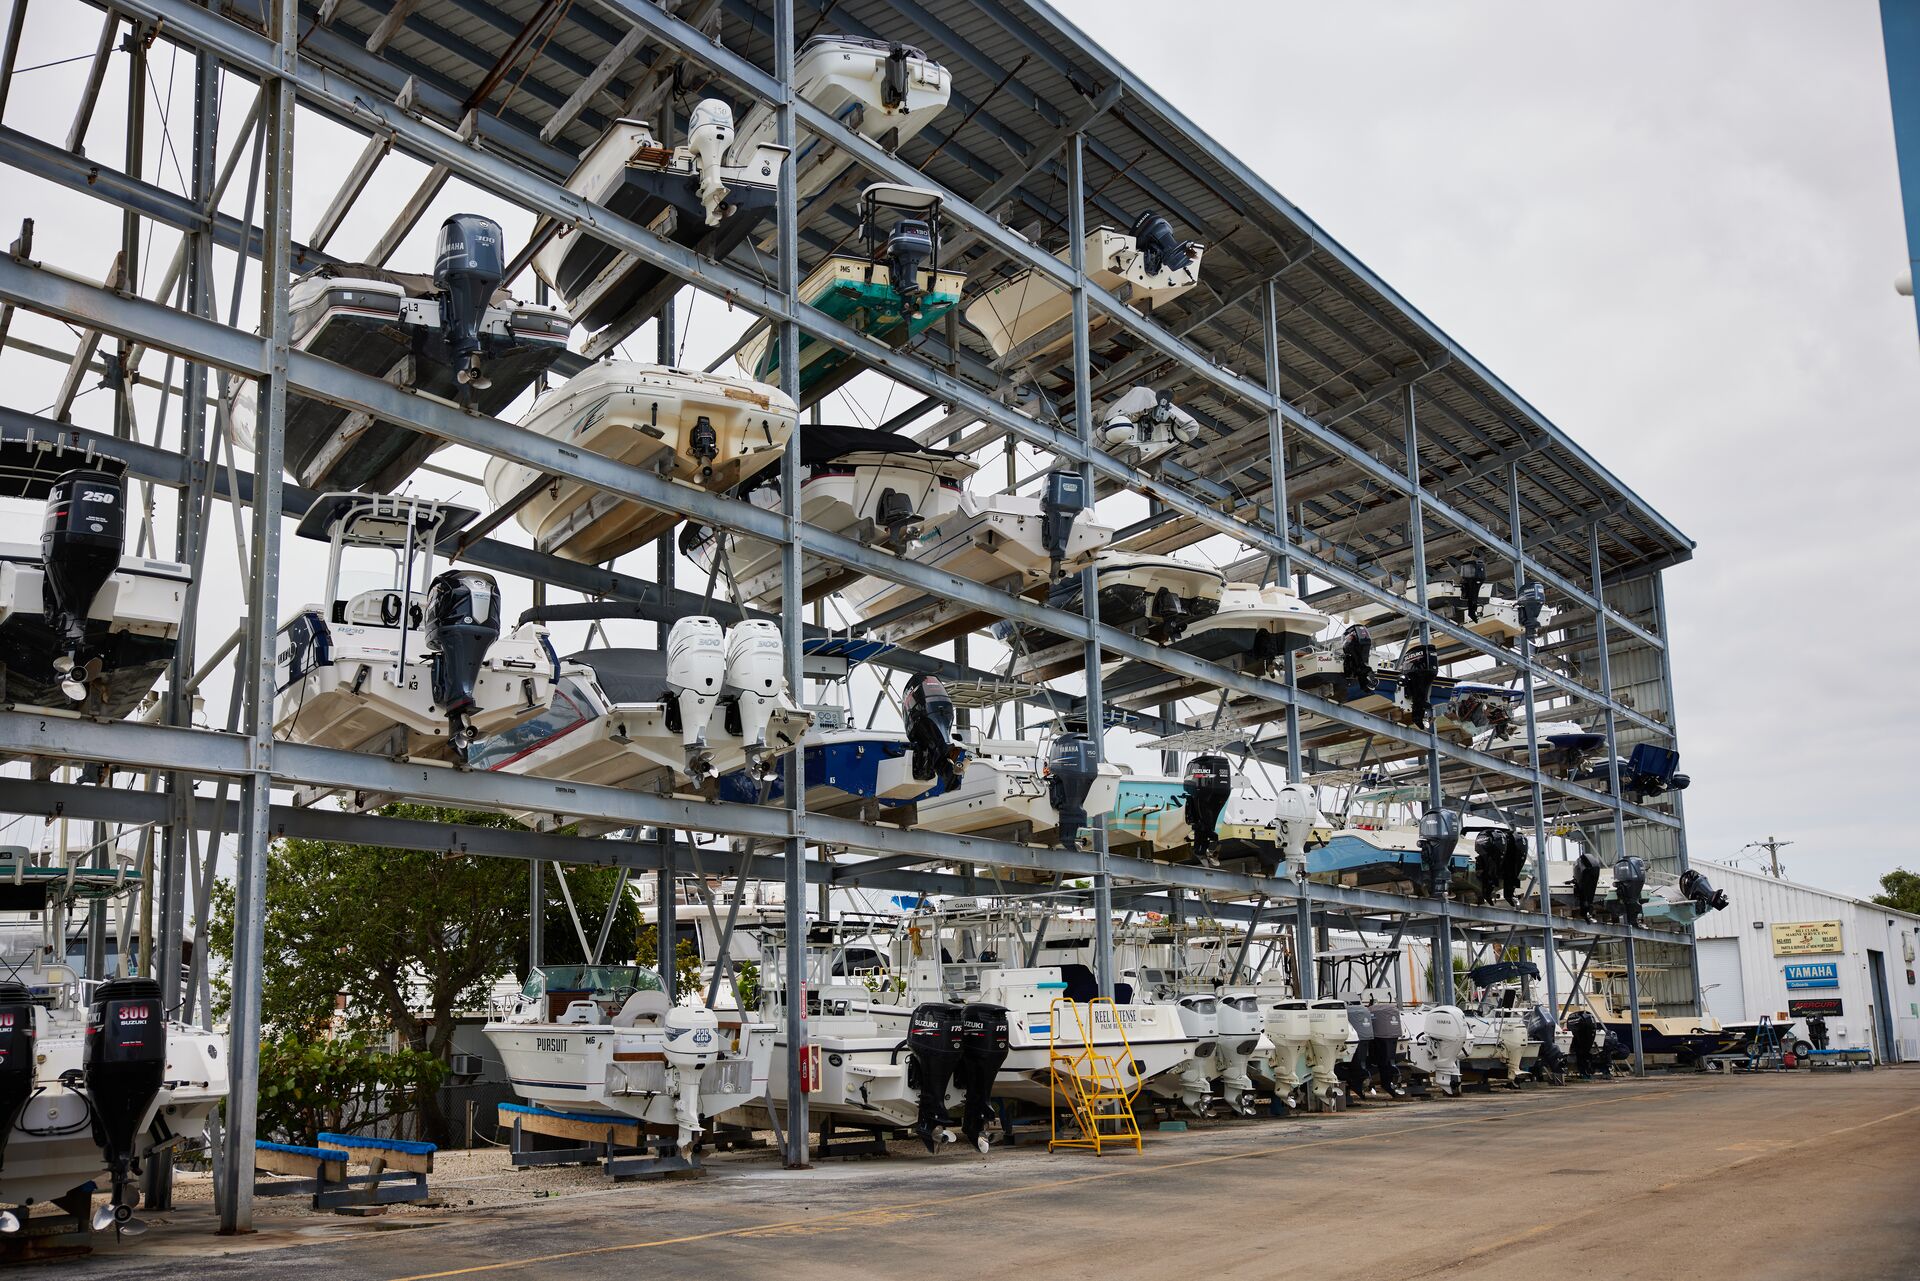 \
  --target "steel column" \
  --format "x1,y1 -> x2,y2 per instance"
1404,387 -> 1451,1005
1653,570 -> 1703,1014
1509,465 -> 1558,1017
1590,523 -> 1642,1075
